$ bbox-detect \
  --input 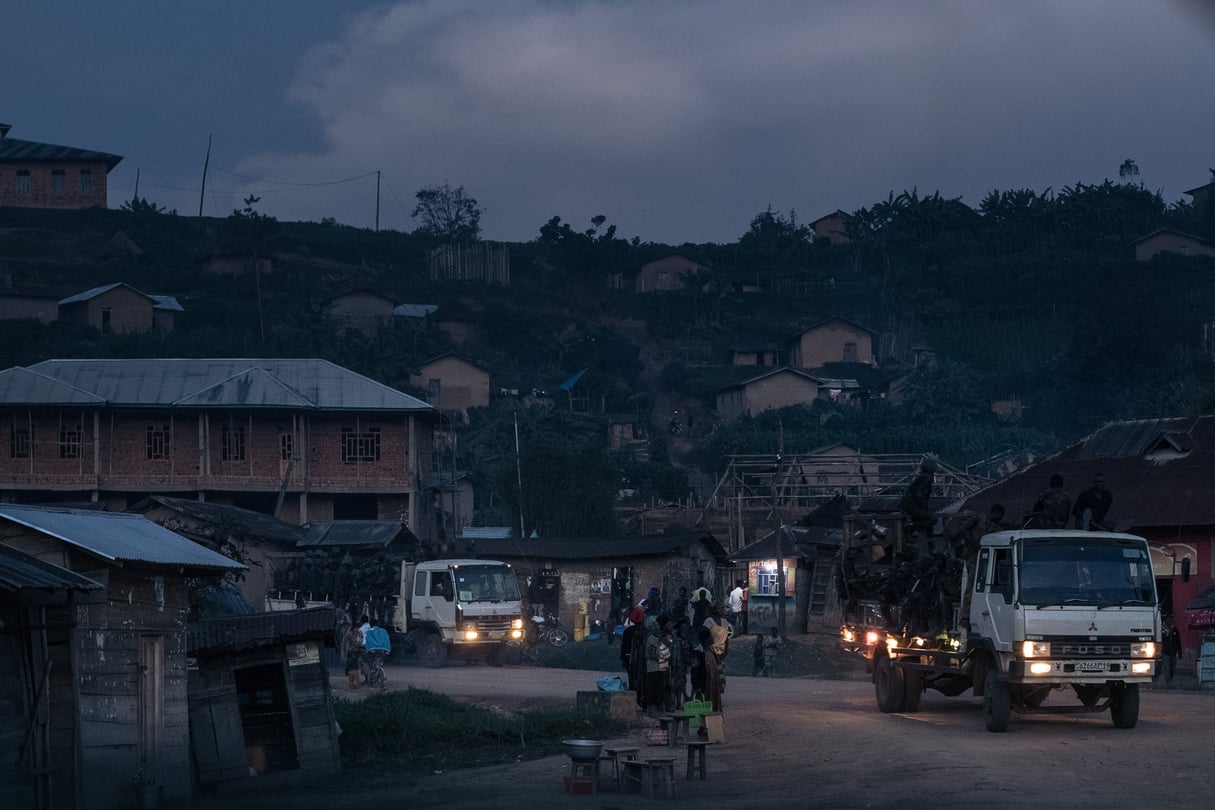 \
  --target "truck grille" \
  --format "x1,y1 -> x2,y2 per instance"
1052,637 -> 1133,657
469,616 -> 512,634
